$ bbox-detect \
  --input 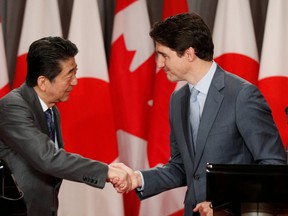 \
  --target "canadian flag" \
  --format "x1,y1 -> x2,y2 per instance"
213,0 -> 259,86
0,17 -> 10,97
13,0 -> 62,88
109,0 -> 155,215
57,0 -> 122,215
258,0 -> 288,147
144,0 -> 188,215
148,0 -> 188,167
